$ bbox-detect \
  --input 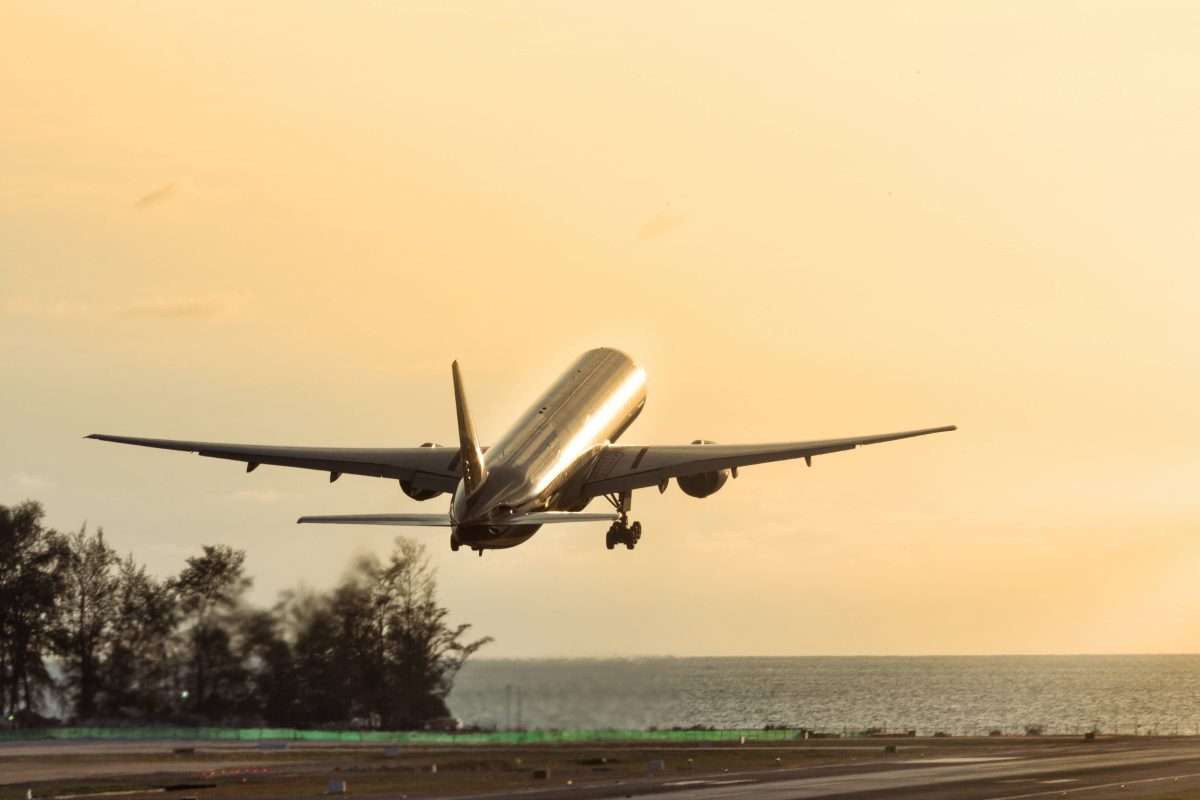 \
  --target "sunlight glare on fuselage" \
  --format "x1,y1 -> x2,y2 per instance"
531,364 -> 647,497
